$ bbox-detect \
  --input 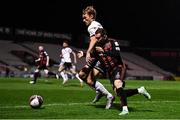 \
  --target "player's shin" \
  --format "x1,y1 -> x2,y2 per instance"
94,81 -> 113,99
75,74 -> 84,85
60,72 -> 68,84
116,88 -> 129,115
33,72 -> 39,82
